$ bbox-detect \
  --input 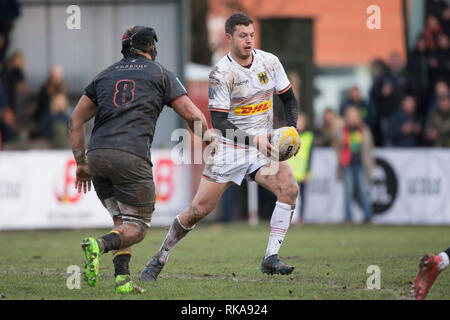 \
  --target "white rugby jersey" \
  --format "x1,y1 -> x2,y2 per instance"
208,49 -> 291,145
